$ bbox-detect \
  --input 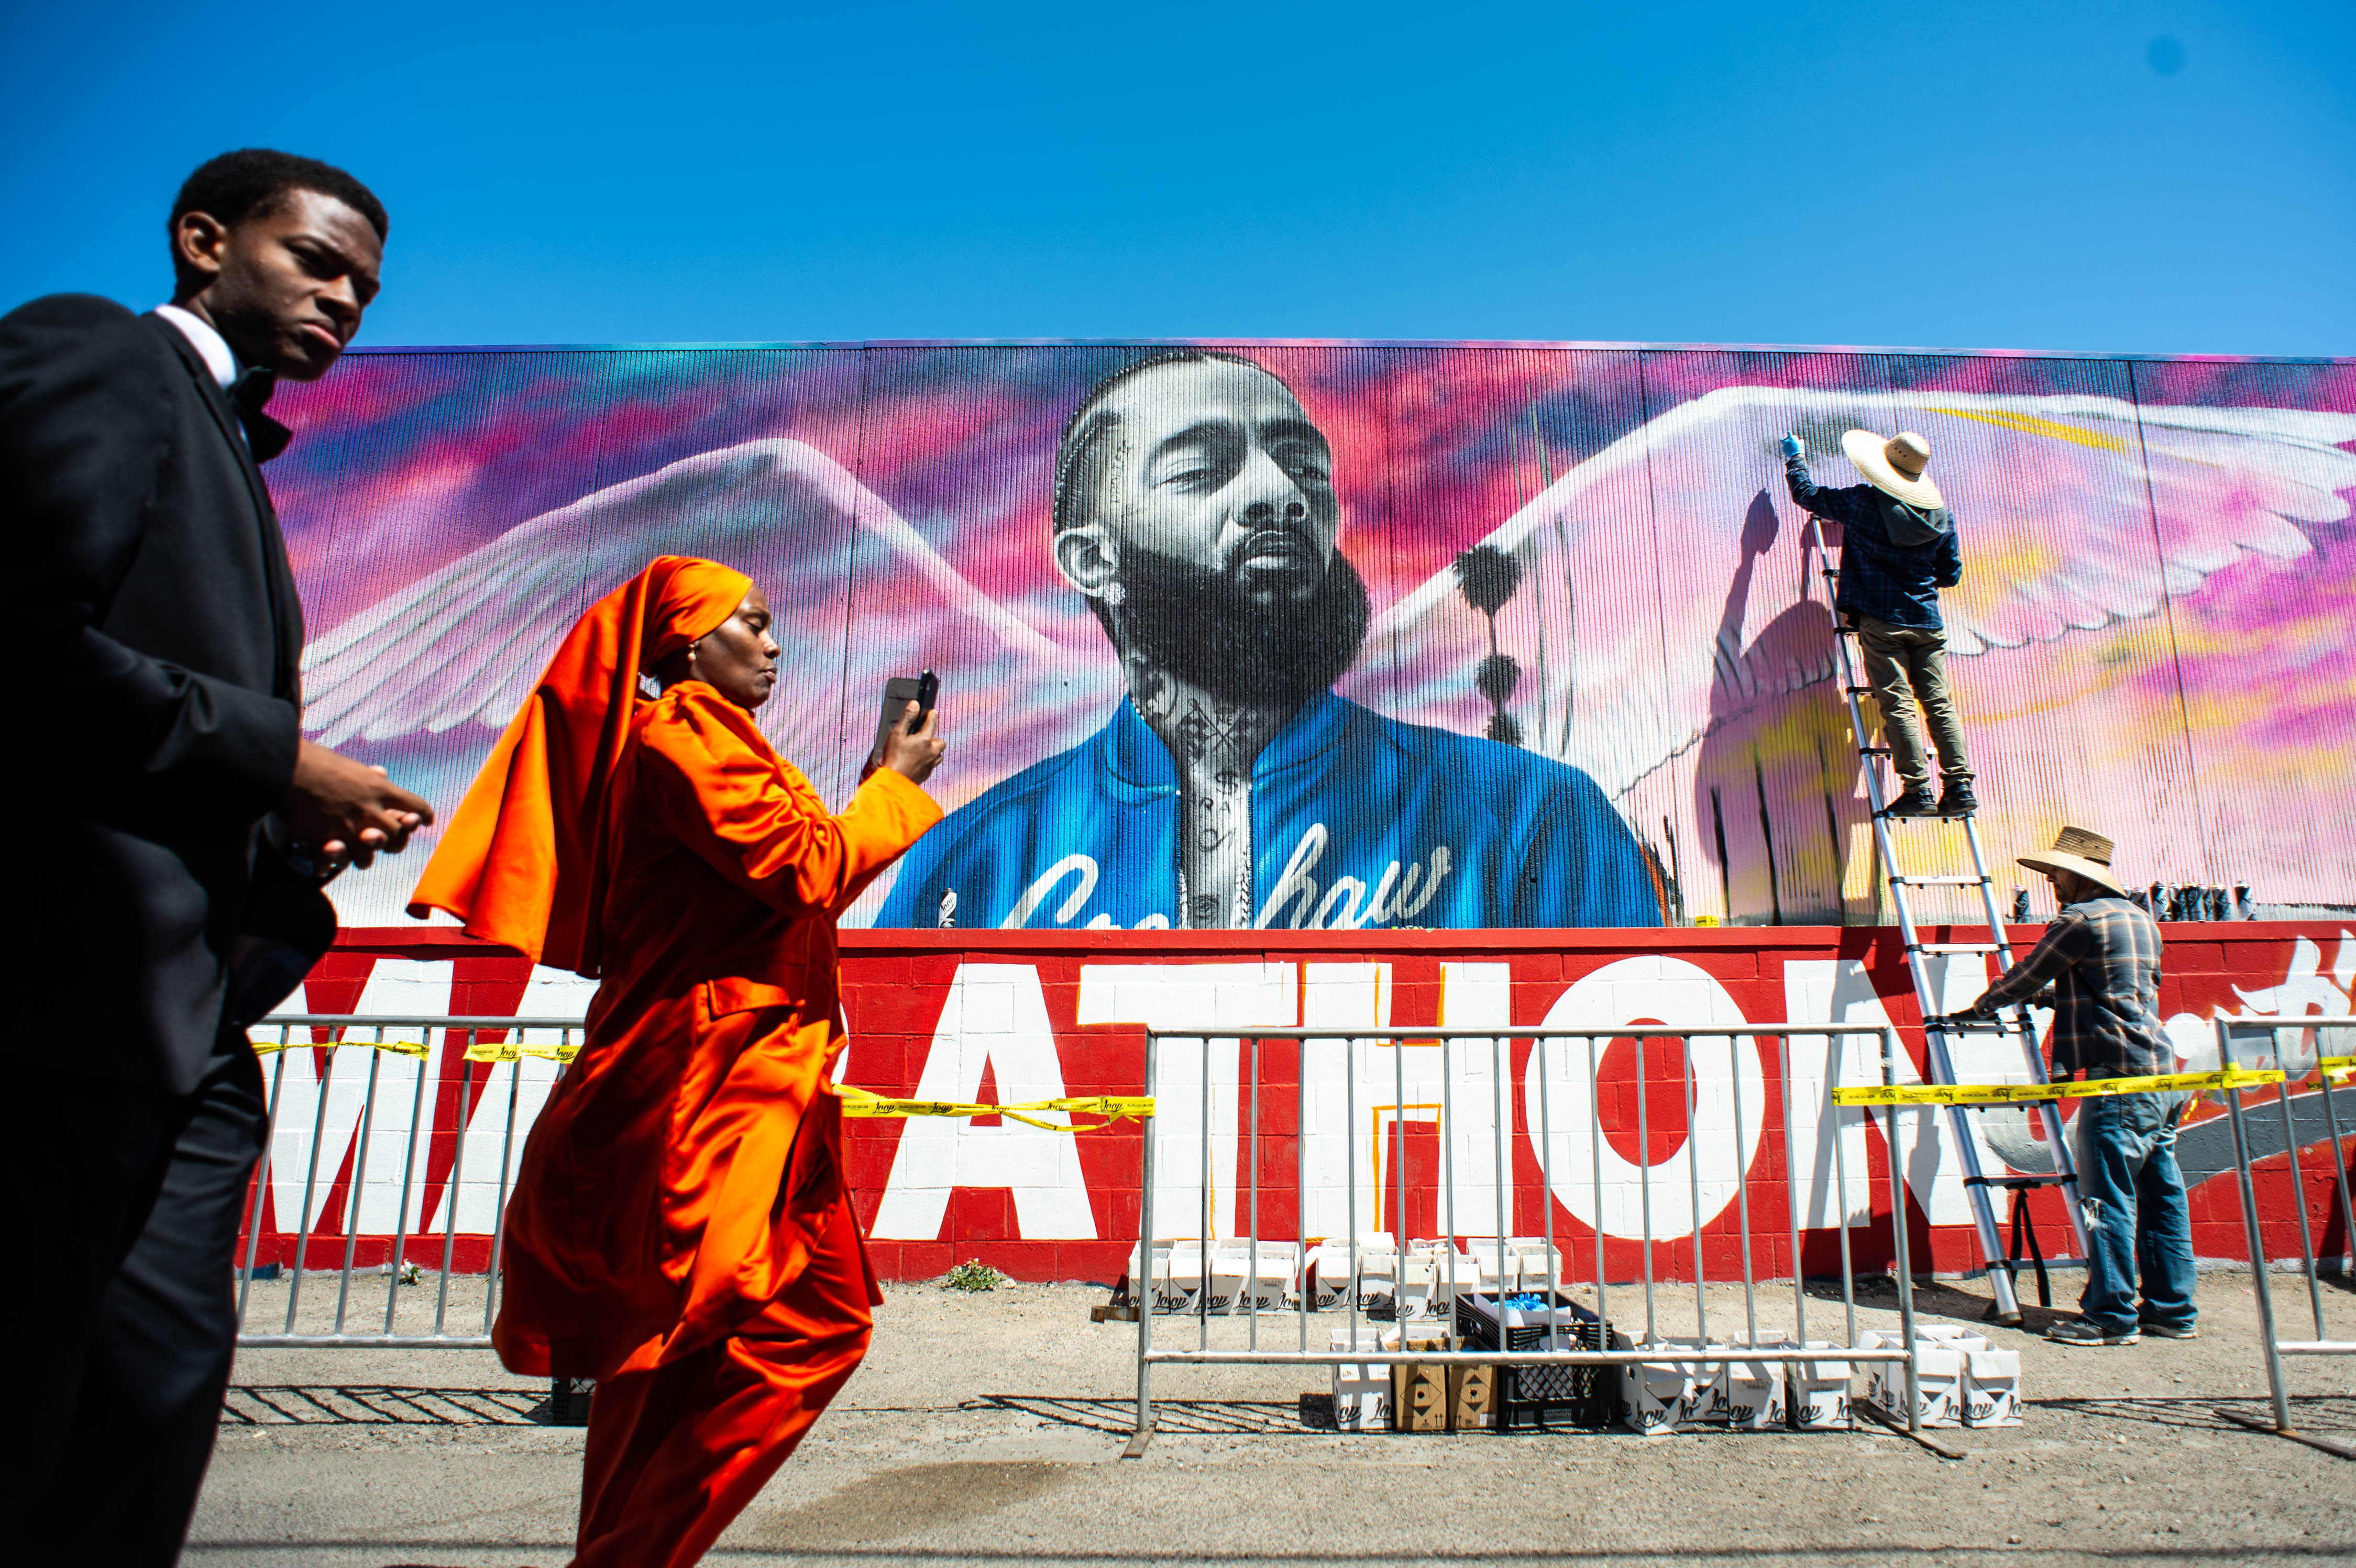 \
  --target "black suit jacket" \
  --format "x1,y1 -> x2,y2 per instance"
4,294 -> 329,1094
